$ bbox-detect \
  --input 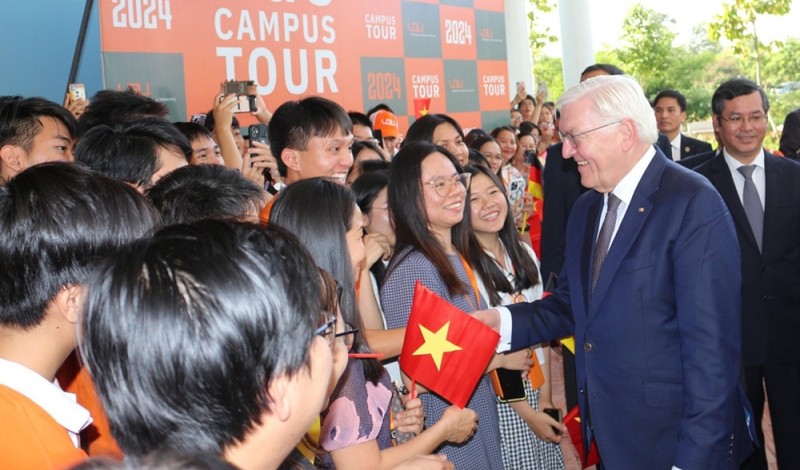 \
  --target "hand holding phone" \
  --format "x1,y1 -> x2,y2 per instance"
542,408 -> 563,435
